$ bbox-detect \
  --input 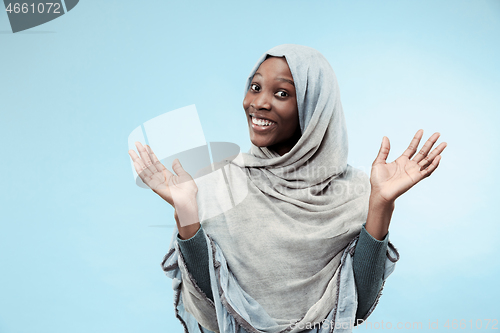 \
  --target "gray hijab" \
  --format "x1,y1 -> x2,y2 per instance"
196,44 -> 371,326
